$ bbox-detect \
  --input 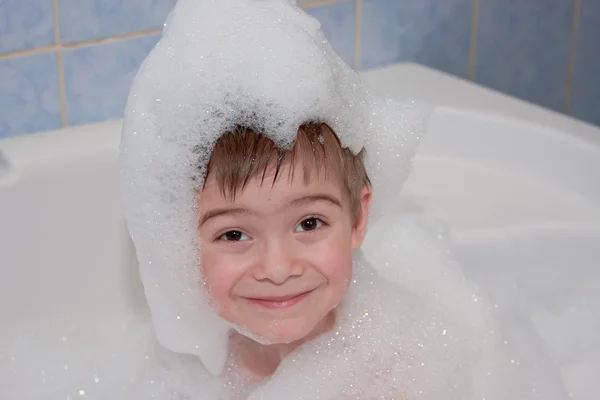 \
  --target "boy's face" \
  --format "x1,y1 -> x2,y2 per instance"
197,163 -> 370,344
